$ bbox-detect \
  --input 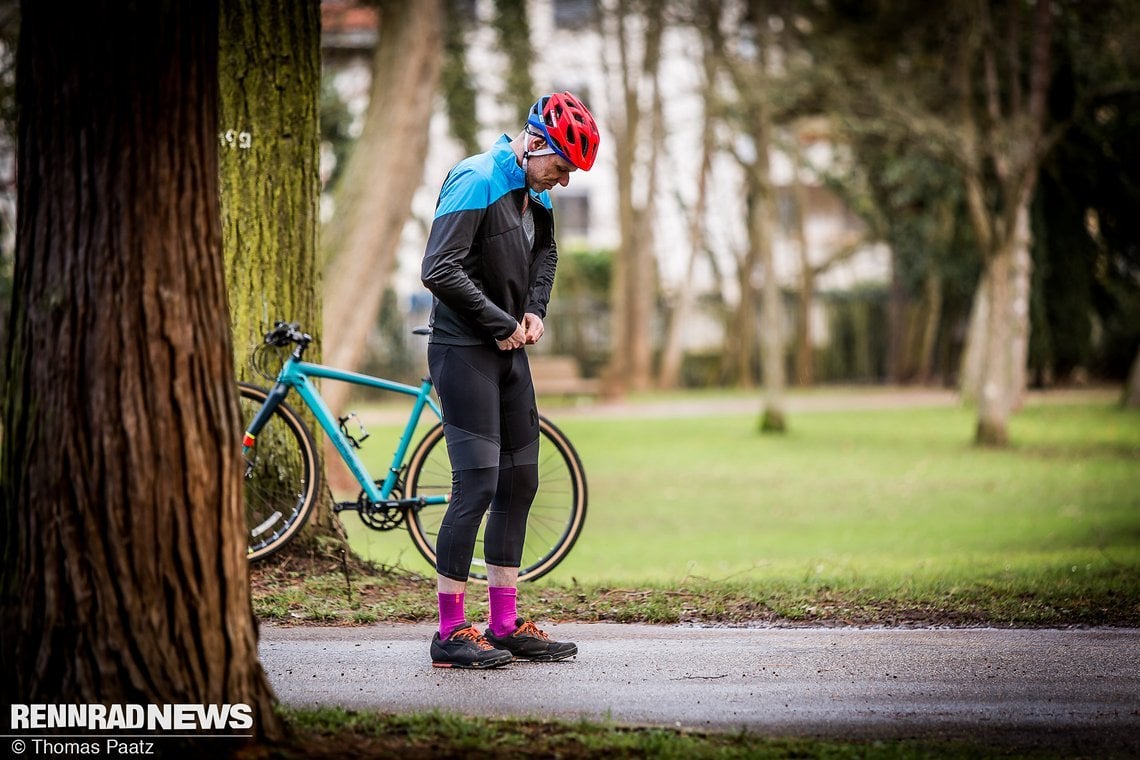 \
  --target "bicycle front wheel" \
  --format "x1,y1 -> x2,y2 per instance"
238,382 -> 321,561
404,416 -> 587,582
